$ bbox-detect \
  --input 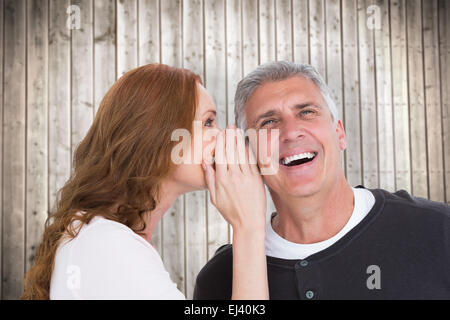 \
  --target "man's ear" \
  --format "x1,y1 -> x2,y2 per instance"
335,120 -> 346,151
